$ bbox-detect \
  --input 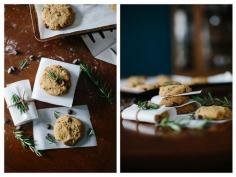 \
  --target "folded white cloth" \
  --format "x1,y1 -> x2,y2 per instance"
4,80 -> 38,126
121,104 -> 177,124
